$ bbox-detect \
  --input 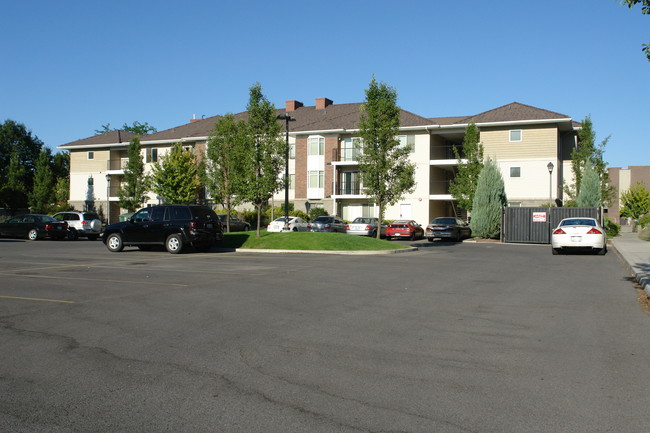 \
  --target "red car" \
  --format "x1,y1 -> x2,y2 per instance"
385,220 -> 424,241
